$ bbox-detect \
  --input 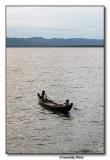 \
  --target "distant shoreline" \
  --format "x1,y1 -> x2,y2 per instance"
6,37 -> 104,47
